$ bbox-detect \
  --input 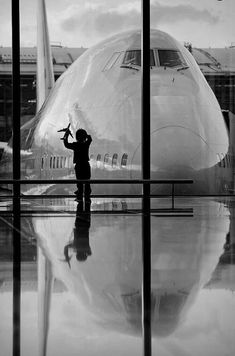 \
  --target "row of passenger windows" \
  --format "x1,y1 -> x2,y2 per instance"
91,153 -> 128,167
41,156 -> 72,170
103,49 -> 187,71
41,153 -> 128,170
